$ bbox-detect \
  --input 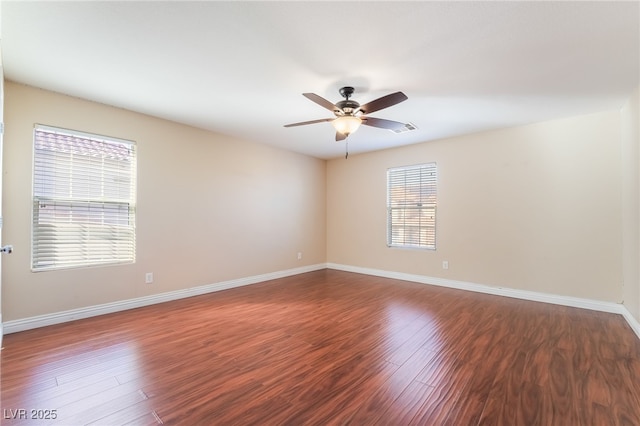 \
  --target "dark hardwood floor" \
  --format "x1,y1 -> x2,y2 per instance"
1,269 -> 639,425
